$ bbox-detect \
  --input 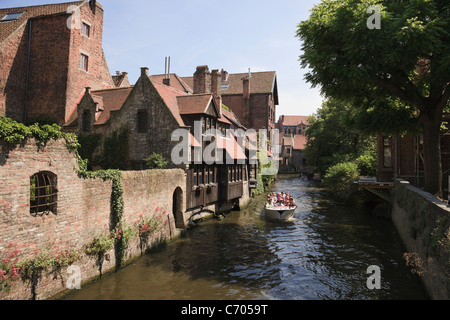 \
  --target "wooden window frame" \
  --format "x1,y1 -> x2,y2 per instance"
82,22 -> 91,37
80,53 -> 89,71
